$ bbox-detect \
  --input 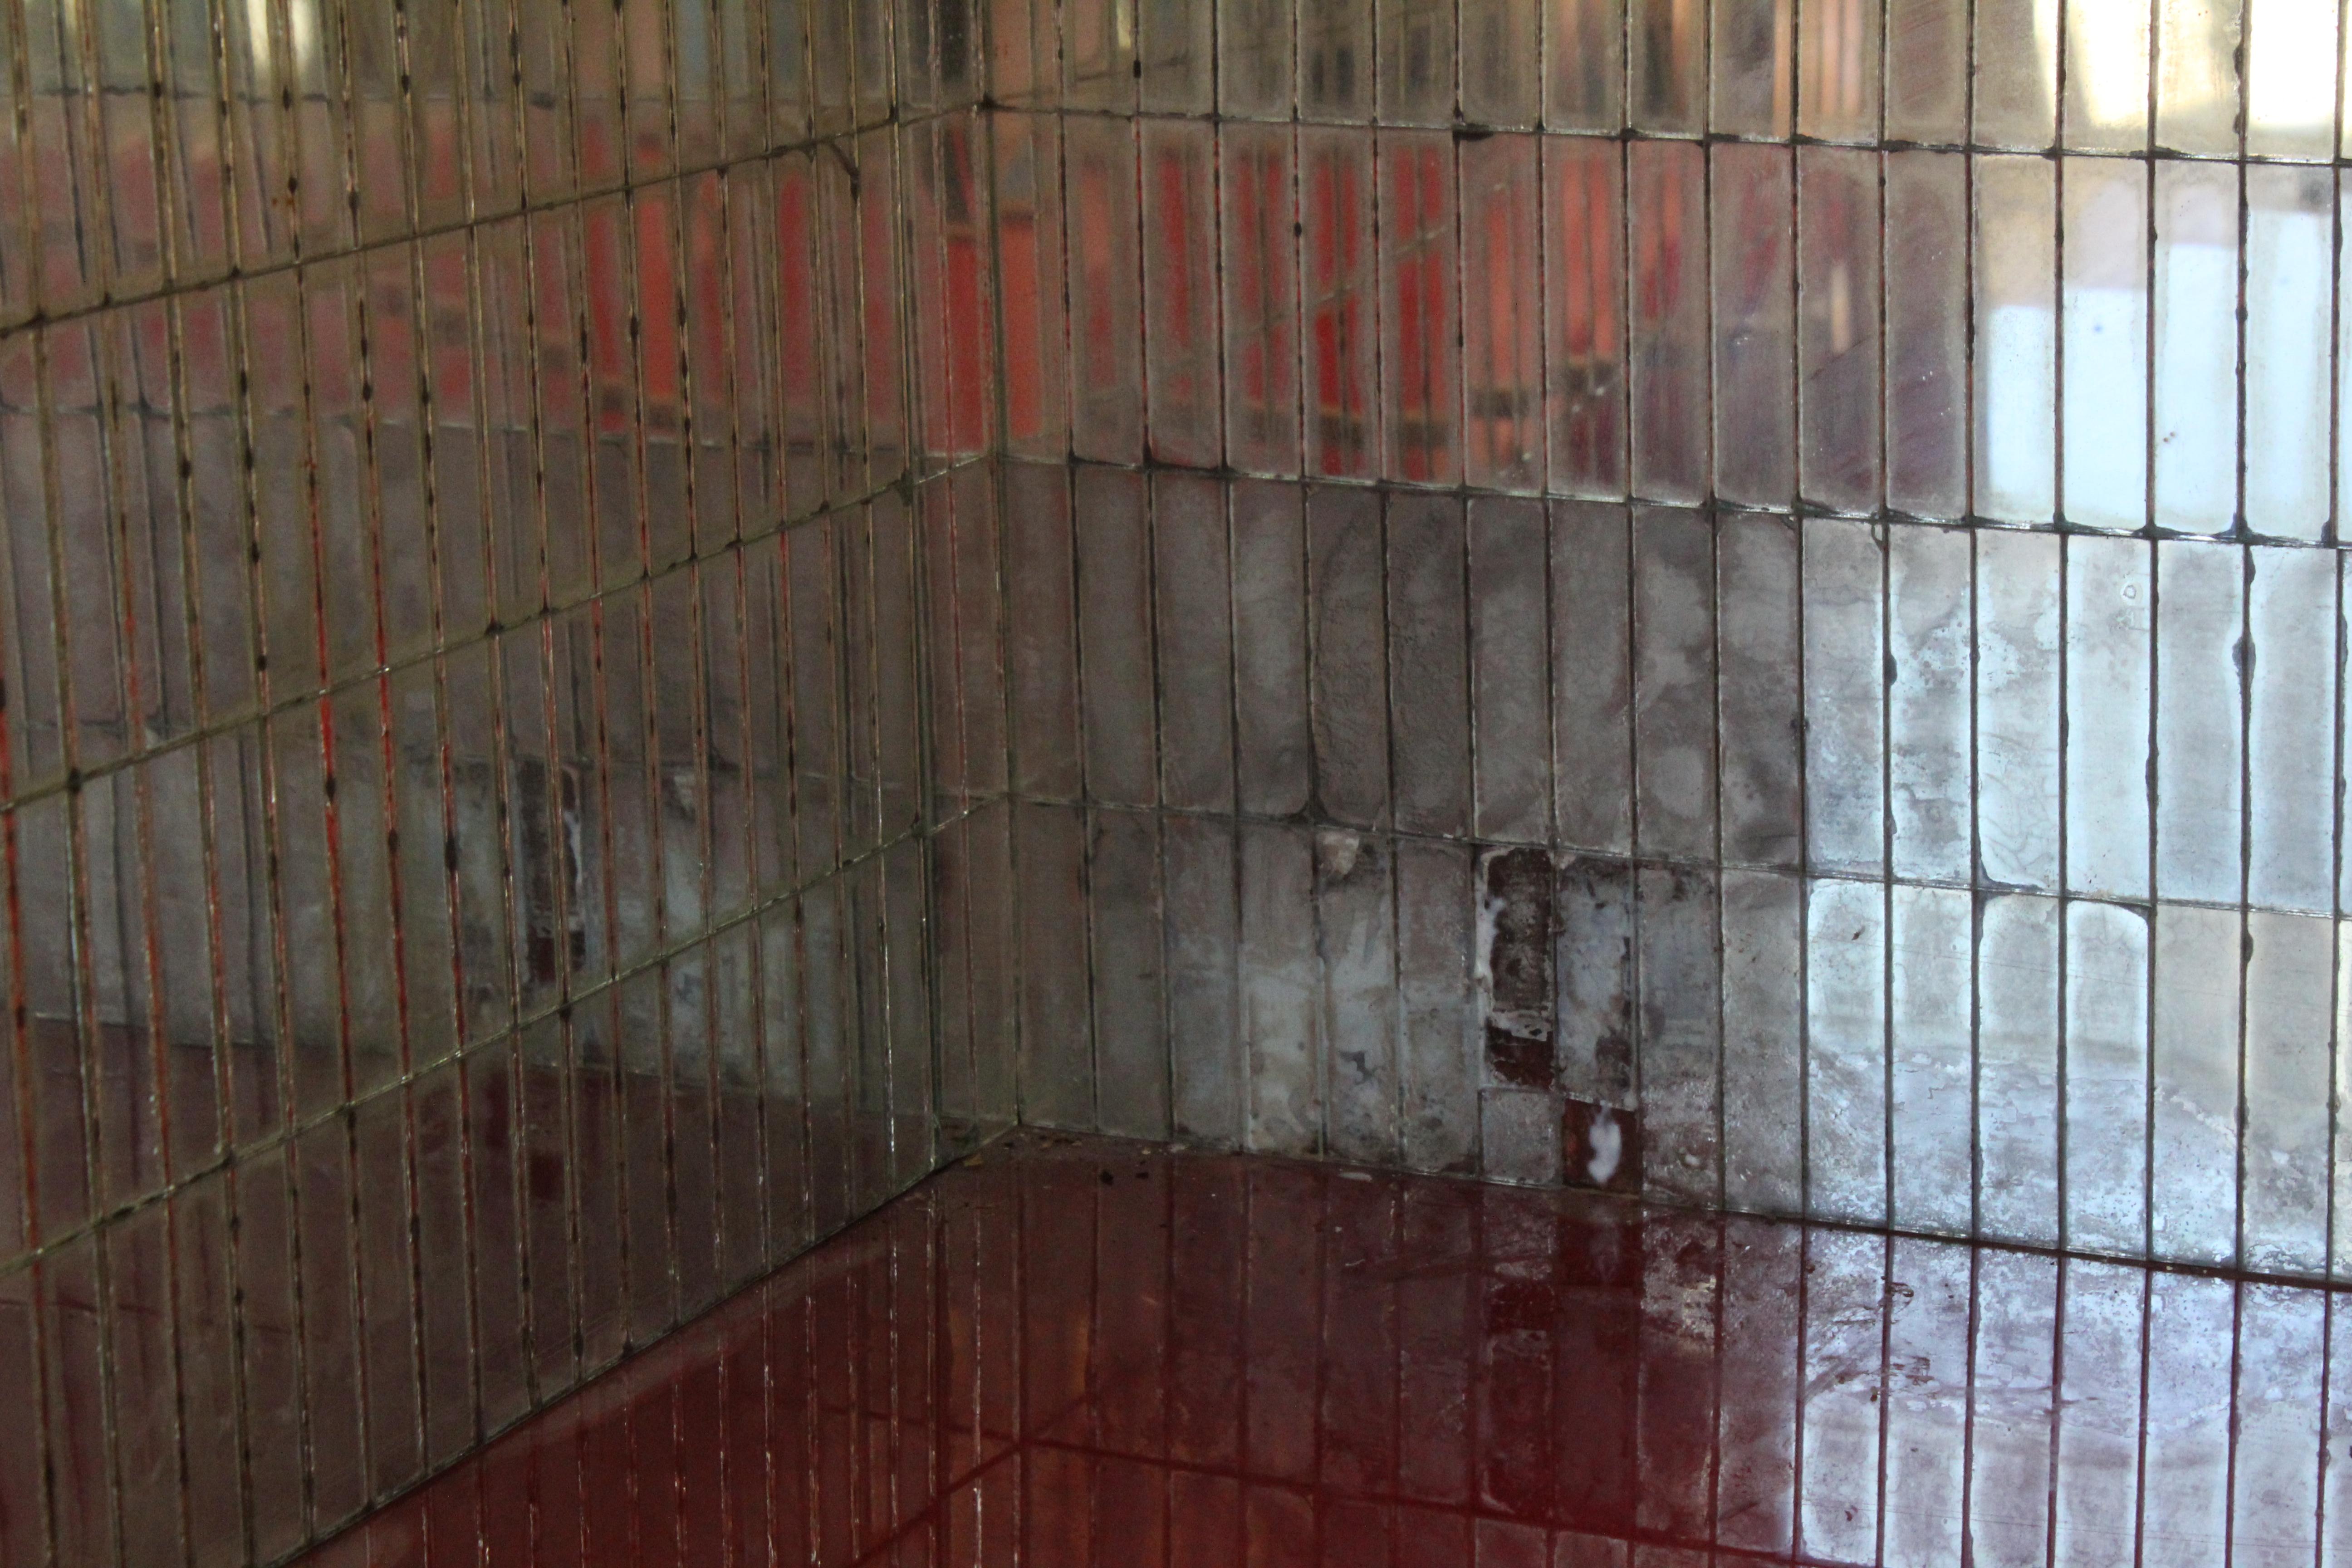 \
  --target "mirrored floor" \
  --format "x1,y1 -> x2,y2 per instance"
290,1131 -> 2349,1567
